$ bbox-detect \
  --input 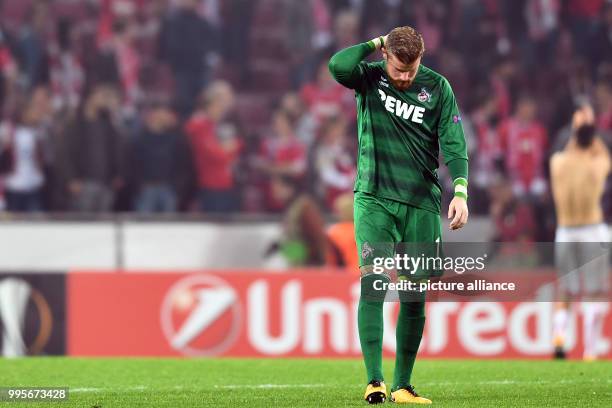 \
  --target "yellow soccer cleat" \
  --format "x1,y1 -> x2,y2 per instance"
364,380 -> 387,404
390,385 -> 432,404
